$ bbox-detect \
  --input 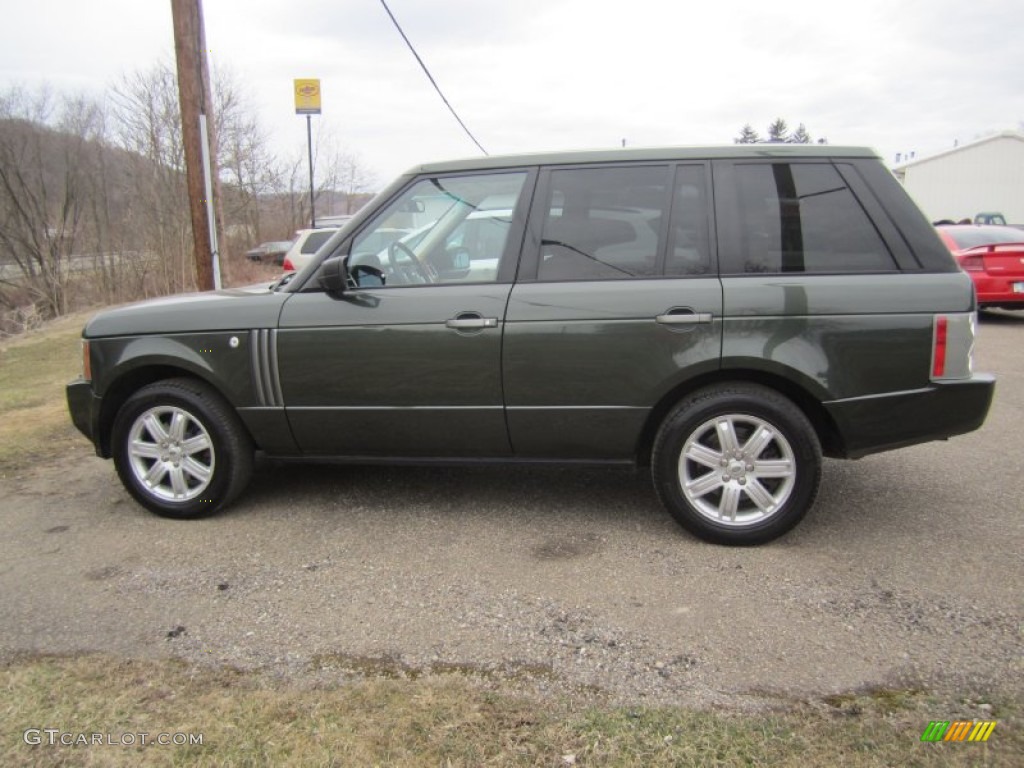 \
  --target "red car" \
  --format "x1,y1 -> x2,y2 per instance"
937,225 -> 1024,310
